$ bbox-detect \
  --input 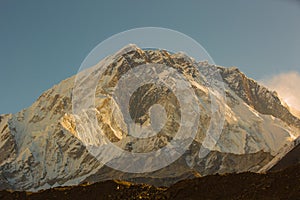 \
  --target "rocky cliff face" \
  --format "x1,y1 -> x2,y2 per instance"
220,67 -> 300,129
0,45 -> 299,191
